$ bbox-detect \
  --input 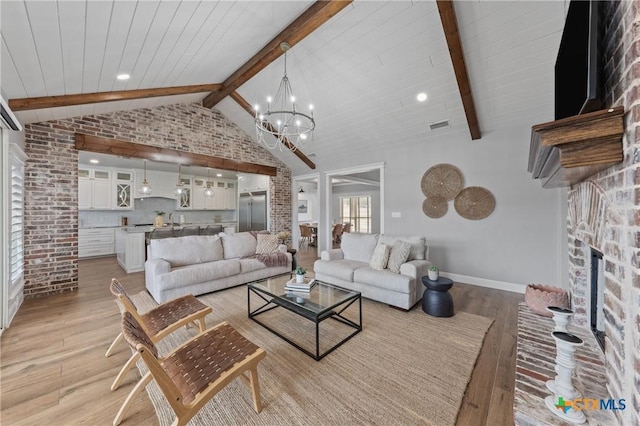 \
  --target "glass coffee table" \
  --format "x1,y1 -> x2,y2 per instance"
248,274 -> 362,361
